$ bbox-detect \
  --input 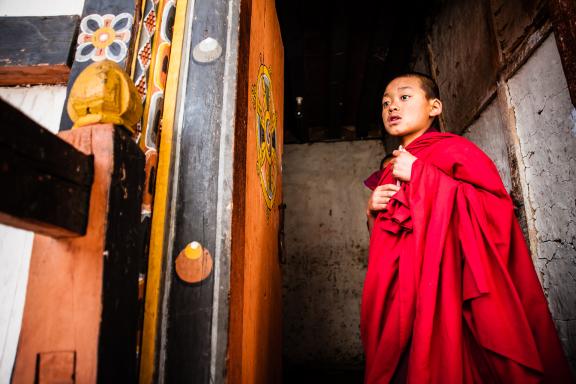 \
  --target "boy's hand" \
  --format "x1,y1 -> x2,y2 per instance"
367,184 -> 401,216
391,149 -> 418,182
